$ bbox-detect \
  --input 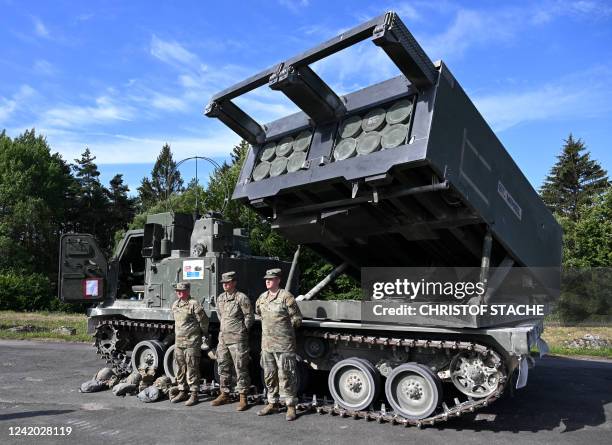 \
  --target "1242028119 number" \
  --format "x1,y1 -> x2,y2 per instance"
9,426 -> 72,436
